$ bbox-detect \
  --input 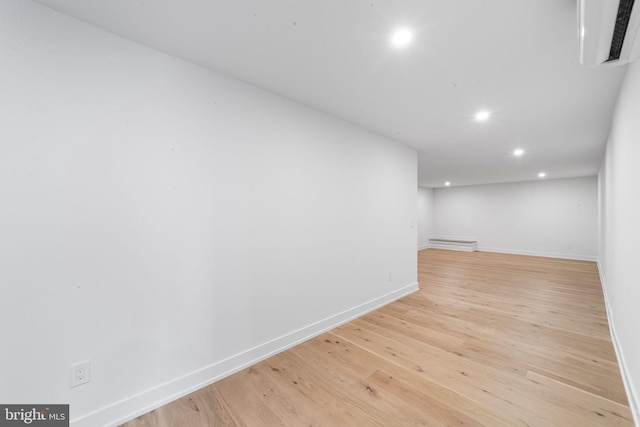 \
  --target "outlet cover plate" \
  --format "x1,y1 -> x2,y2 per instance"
70,361 -> 91,388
